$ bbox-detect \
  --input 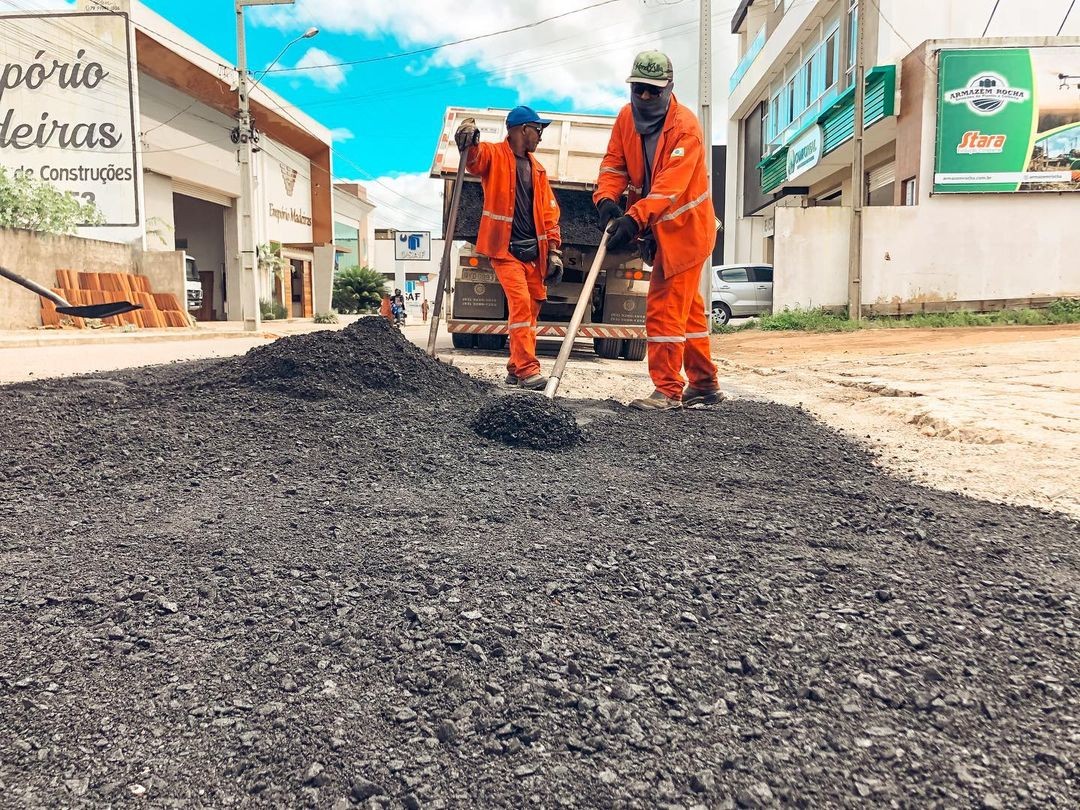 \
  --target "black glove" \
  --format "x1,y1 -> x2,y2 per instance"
596,198 -> 623,228
545,248 -> 564,286
454,118 -> 480,150
605,215 -> 639,252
